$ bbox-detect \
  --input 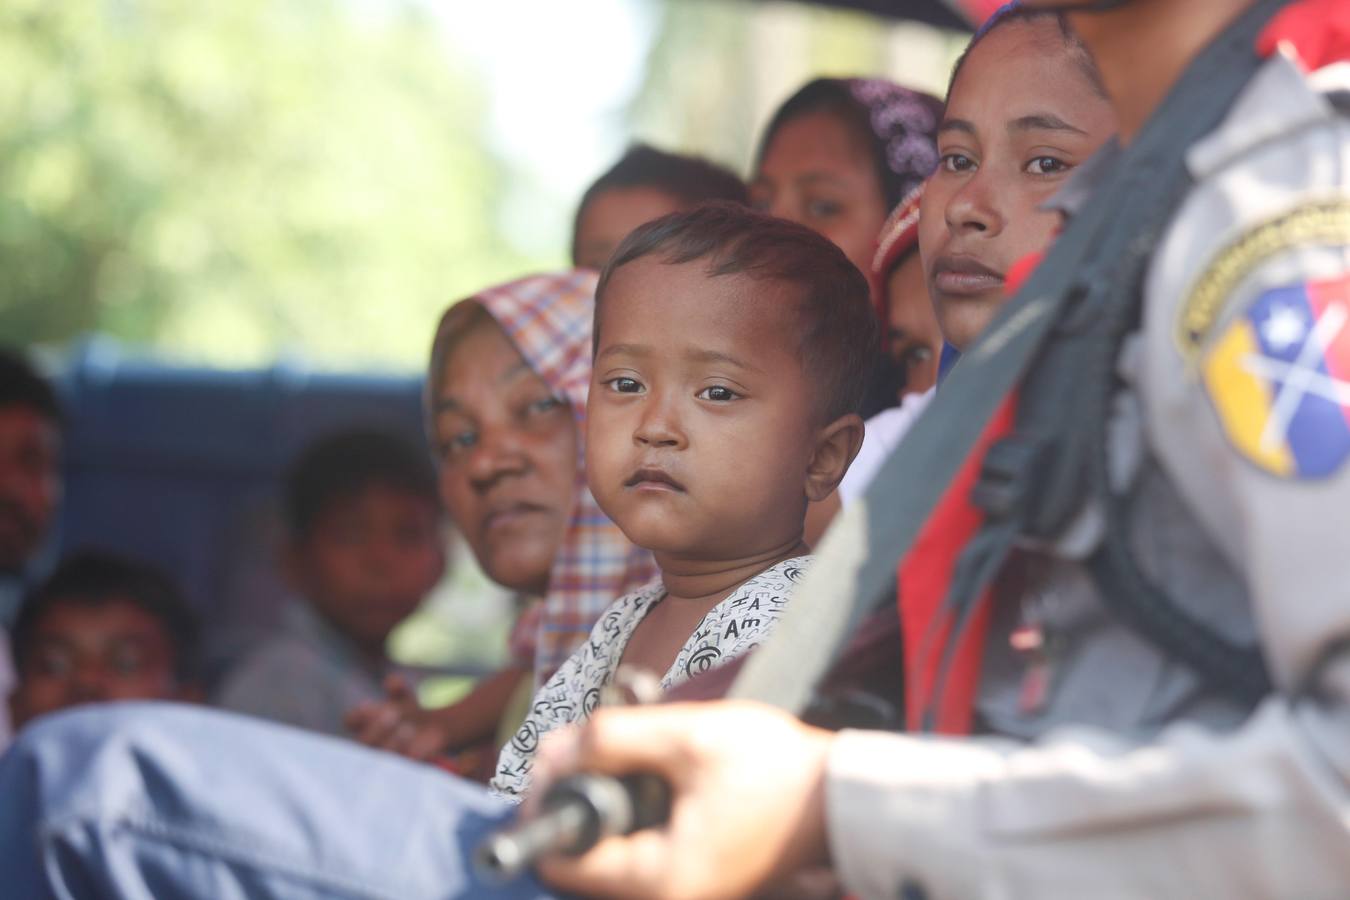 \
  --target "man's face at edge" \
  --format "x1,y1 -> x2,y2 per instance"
0,405 -> 61,575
